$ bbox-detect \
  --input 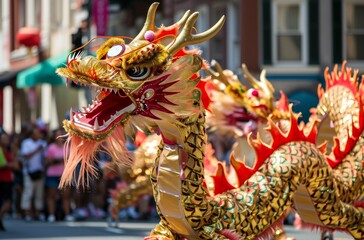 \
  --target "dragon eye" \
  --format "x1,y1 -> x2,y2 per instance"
107,45 -> 125,58
126,67 -> 151,80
